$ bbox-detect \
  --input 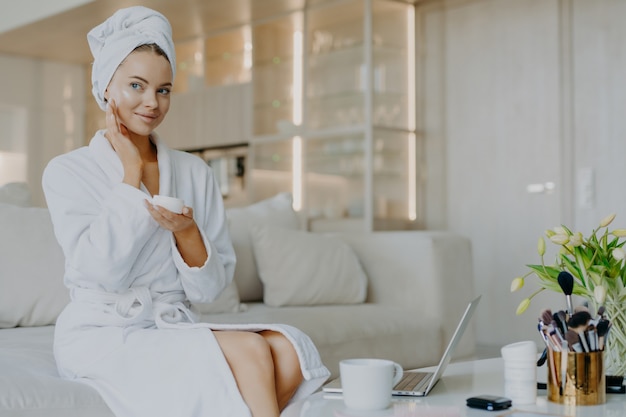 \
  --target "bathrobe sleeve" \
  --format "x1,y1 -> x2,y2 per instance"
42,152 -> 159,291
170,155 -> 236,304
